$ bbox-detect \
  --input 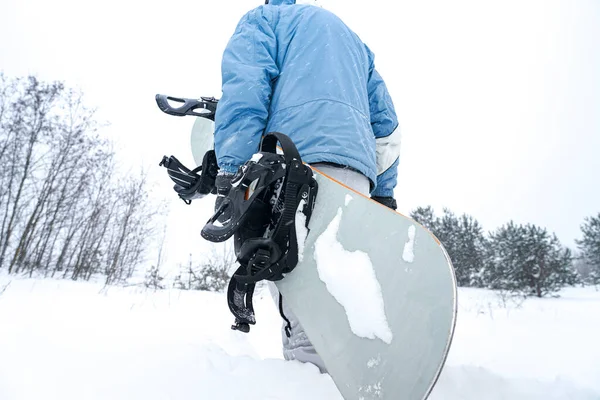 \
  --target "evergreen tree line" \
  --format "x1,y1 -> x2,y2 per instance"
410,206 -> 600,297
0,74 -> 160,284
